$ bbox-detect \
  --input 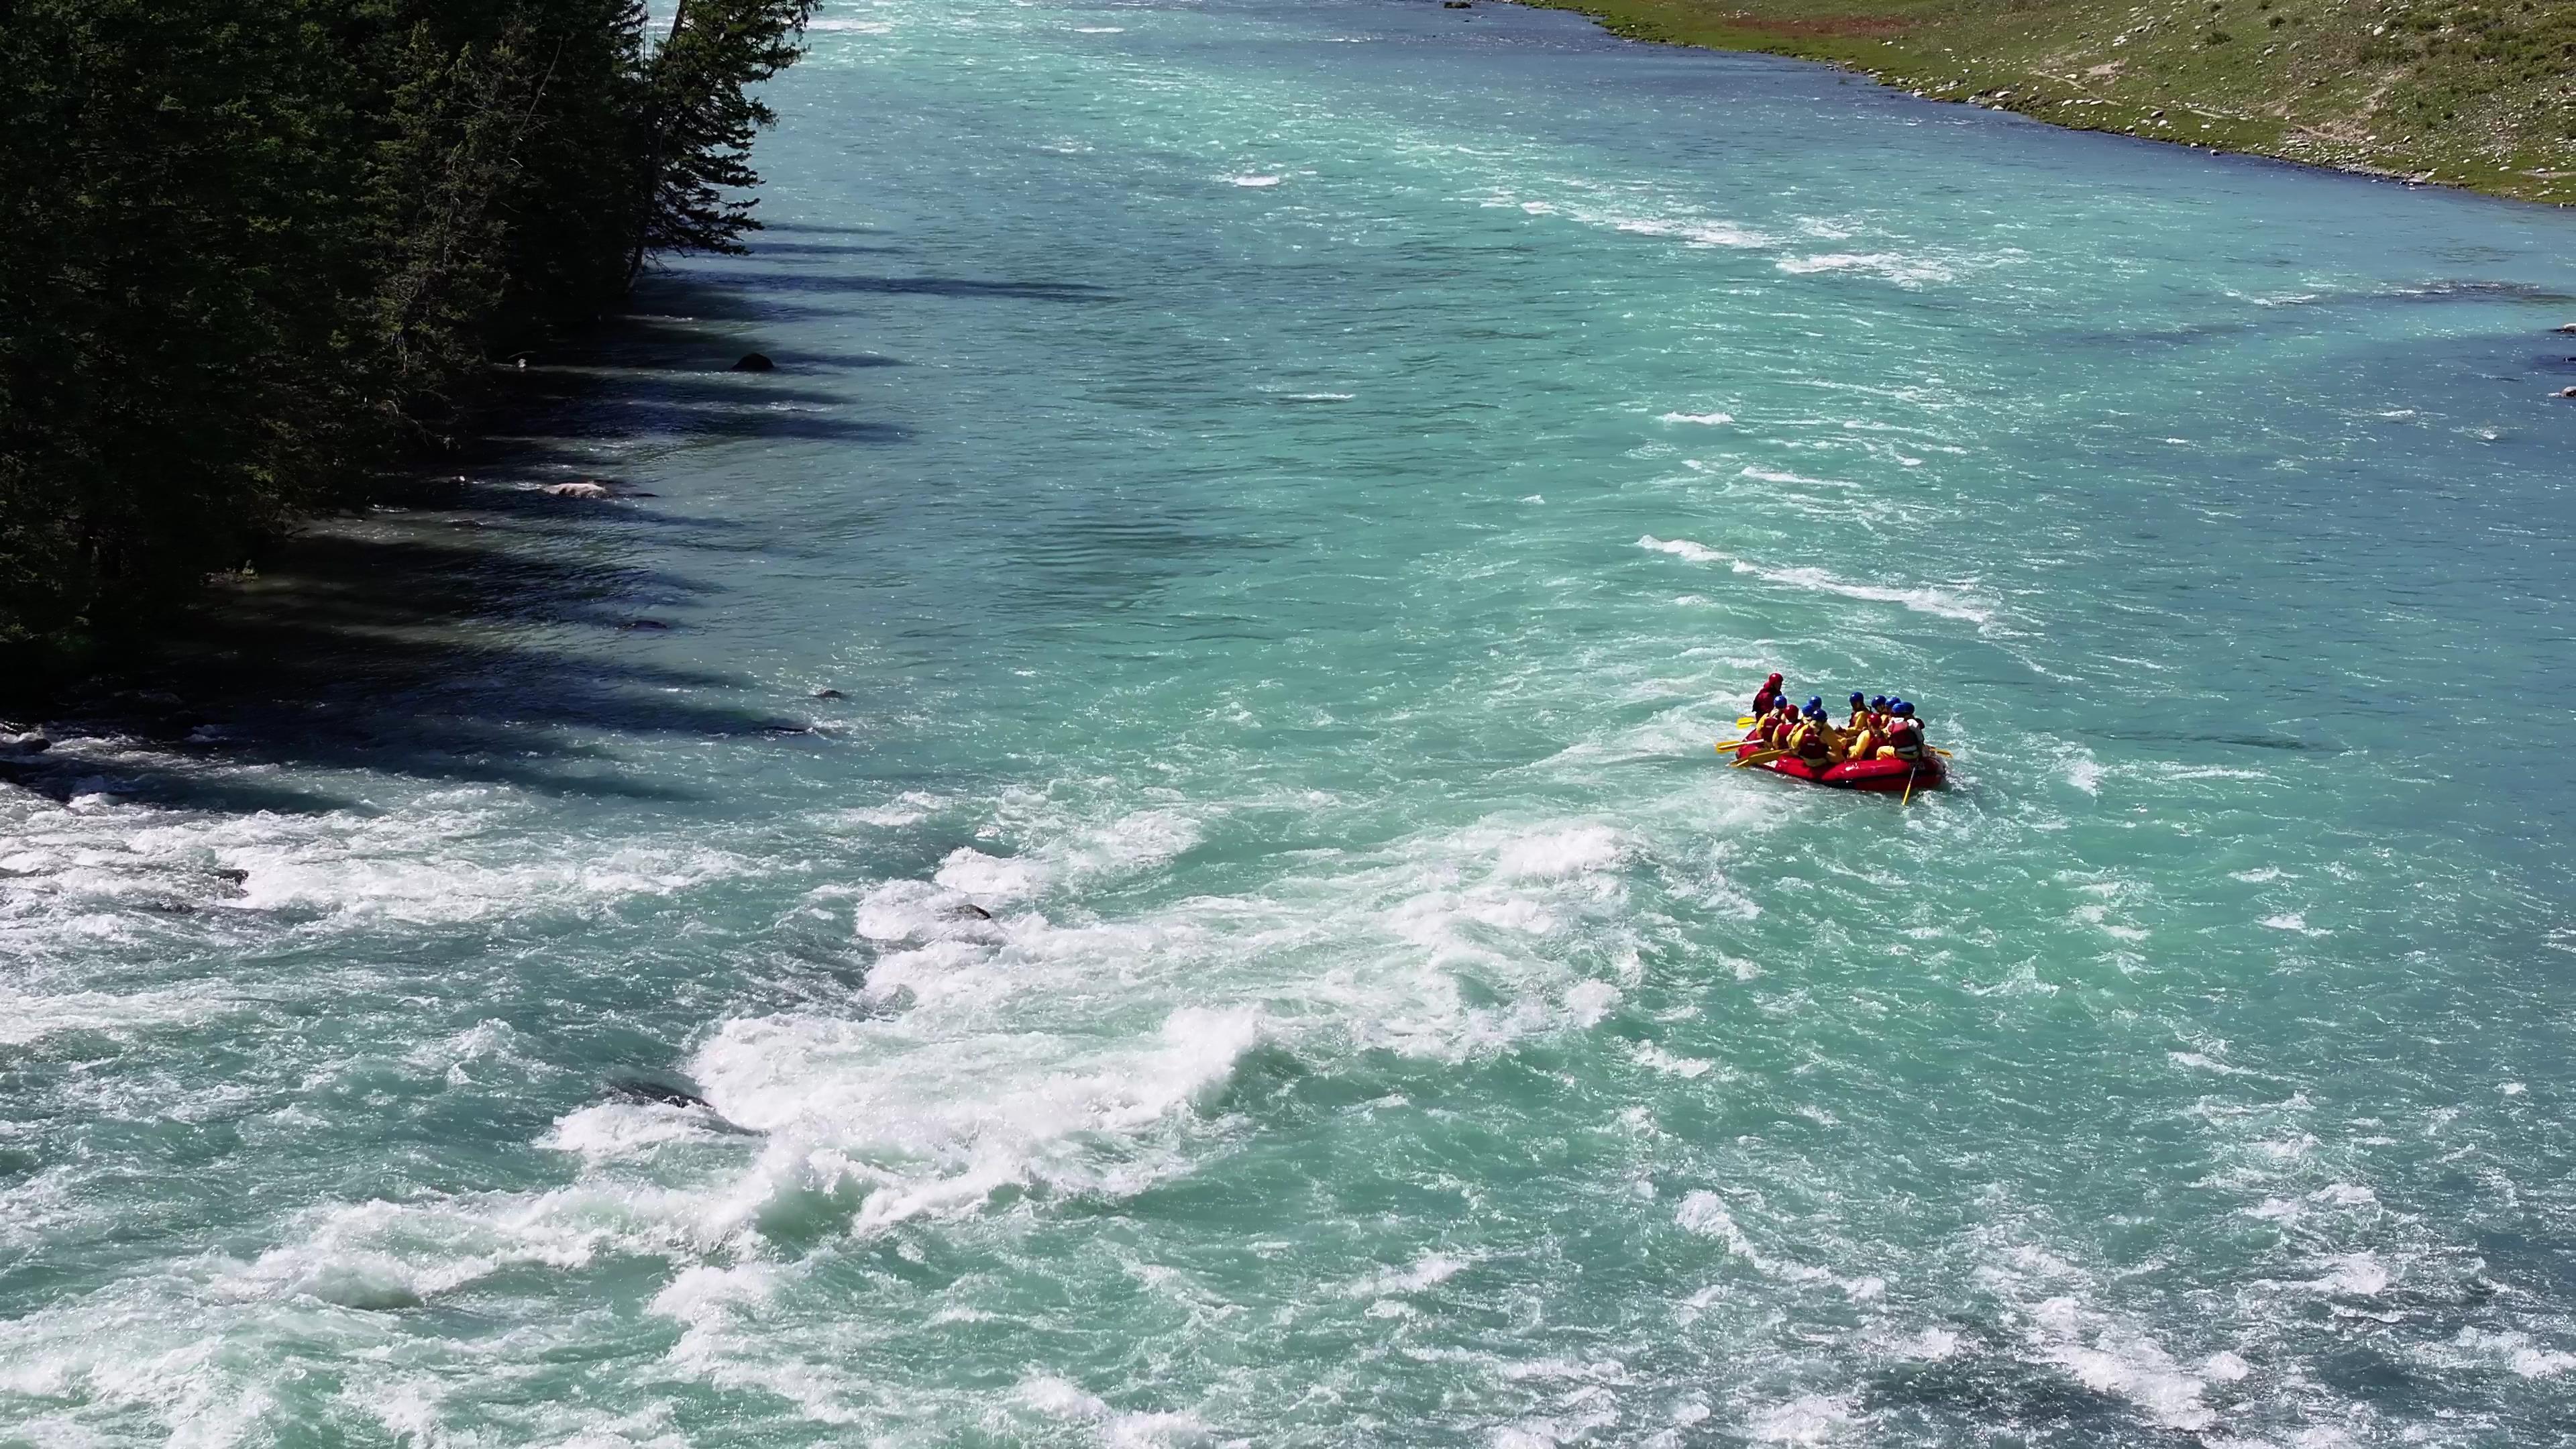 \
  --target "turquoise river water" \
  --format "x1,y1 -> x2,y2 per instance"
6,1 -> 2576,1444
